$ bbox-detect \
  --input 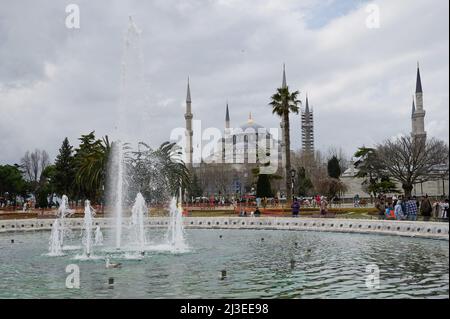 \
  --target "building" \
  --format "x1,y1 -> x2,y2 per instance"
183,70 -> 285,196
301,94 -> 315,156
341,64 -> 449,199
